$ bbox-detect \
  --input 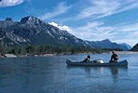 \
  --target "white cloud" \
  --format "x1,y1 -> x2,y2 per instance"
0,0 -> 24,7
76,0 -> 138,20
45,0 -> 138,46
75,22 -> 104,31
49,21 -> 138,46
71,21 -> 138,46
111,23 -> 138,46
49,22 -> 72,33
39,2 -> 71,20
70,21 -> 114,40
